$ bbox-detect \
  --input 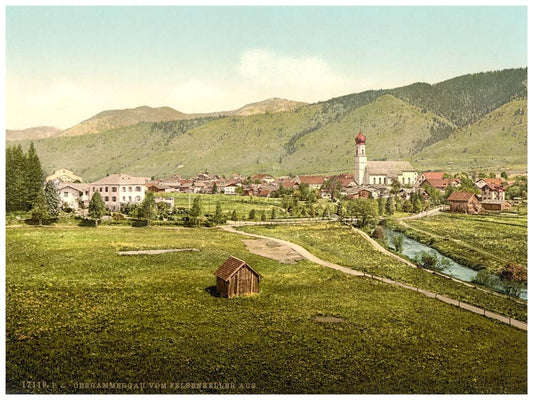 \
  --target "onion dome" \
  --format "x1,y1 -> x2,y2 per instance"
355,131 -> 366,145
